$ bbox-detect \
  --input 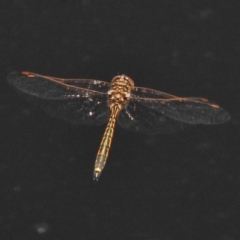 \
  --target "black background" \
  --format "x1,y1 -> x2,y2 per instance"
1,1 -> 239,240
